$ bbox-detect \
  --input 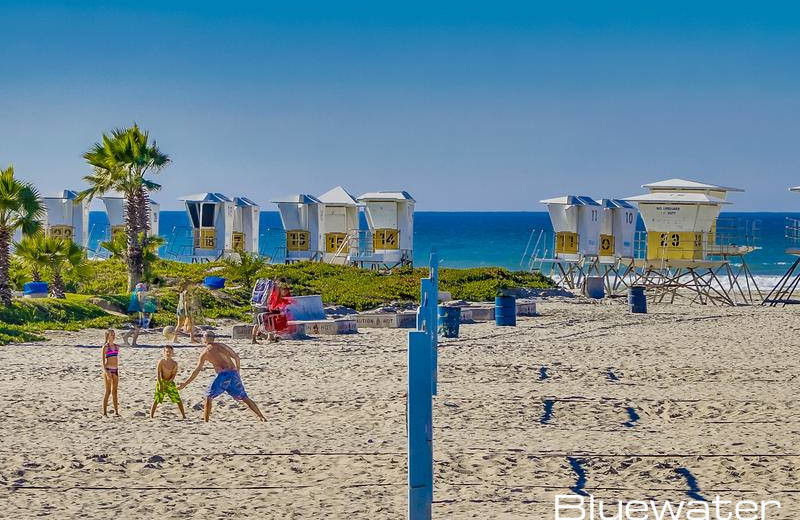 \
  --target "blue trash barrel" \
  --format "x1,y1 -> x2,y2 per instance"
628,286 -> 647,314
585,276 -> 605,299
23,281 -> 48,295
495,296 -> 517,326
204,276 -> 226,290
438,306 -> 461,338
